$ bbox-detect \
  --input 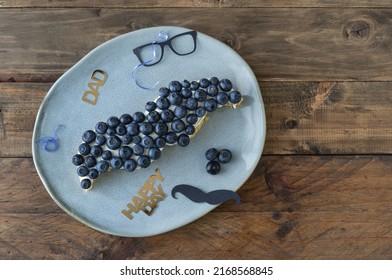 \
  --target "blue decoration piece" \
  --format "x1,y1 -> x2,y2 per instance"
37,124 -> 65,152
